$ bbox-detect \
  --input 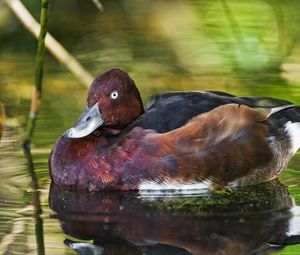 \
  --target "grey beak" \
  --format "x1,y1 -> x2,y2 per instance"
64,103 -> 104,138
